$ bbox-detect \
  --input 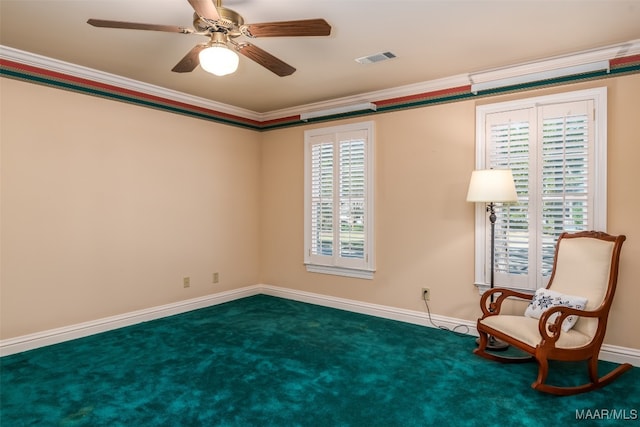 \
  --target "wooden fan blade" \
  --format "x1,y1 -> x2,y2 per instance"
187,0 -> 220,21
87,19 -> 190,33
244,19 -> 331,37
237,43 -> 296,77
172,45 -> 206,73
